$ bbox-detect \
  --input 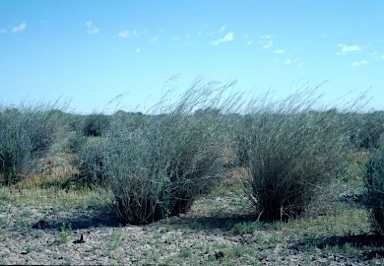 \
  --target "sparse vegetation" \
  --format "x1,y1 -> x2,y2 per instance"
102,80 -> 239,224
0,79 -> 384,264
